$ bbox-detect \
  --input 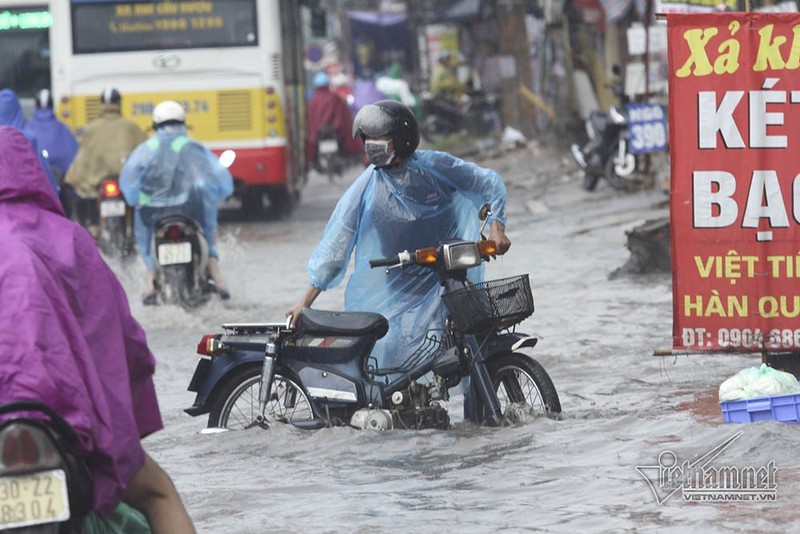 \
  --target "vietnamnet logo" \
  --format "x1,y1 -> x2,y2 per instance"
636,432 -> 777,504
